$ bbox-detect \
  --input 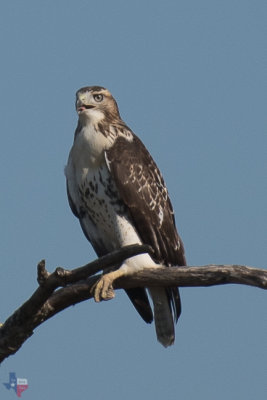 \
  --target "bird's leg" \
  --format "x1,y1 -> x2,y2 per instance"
91,268 -> 126,302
